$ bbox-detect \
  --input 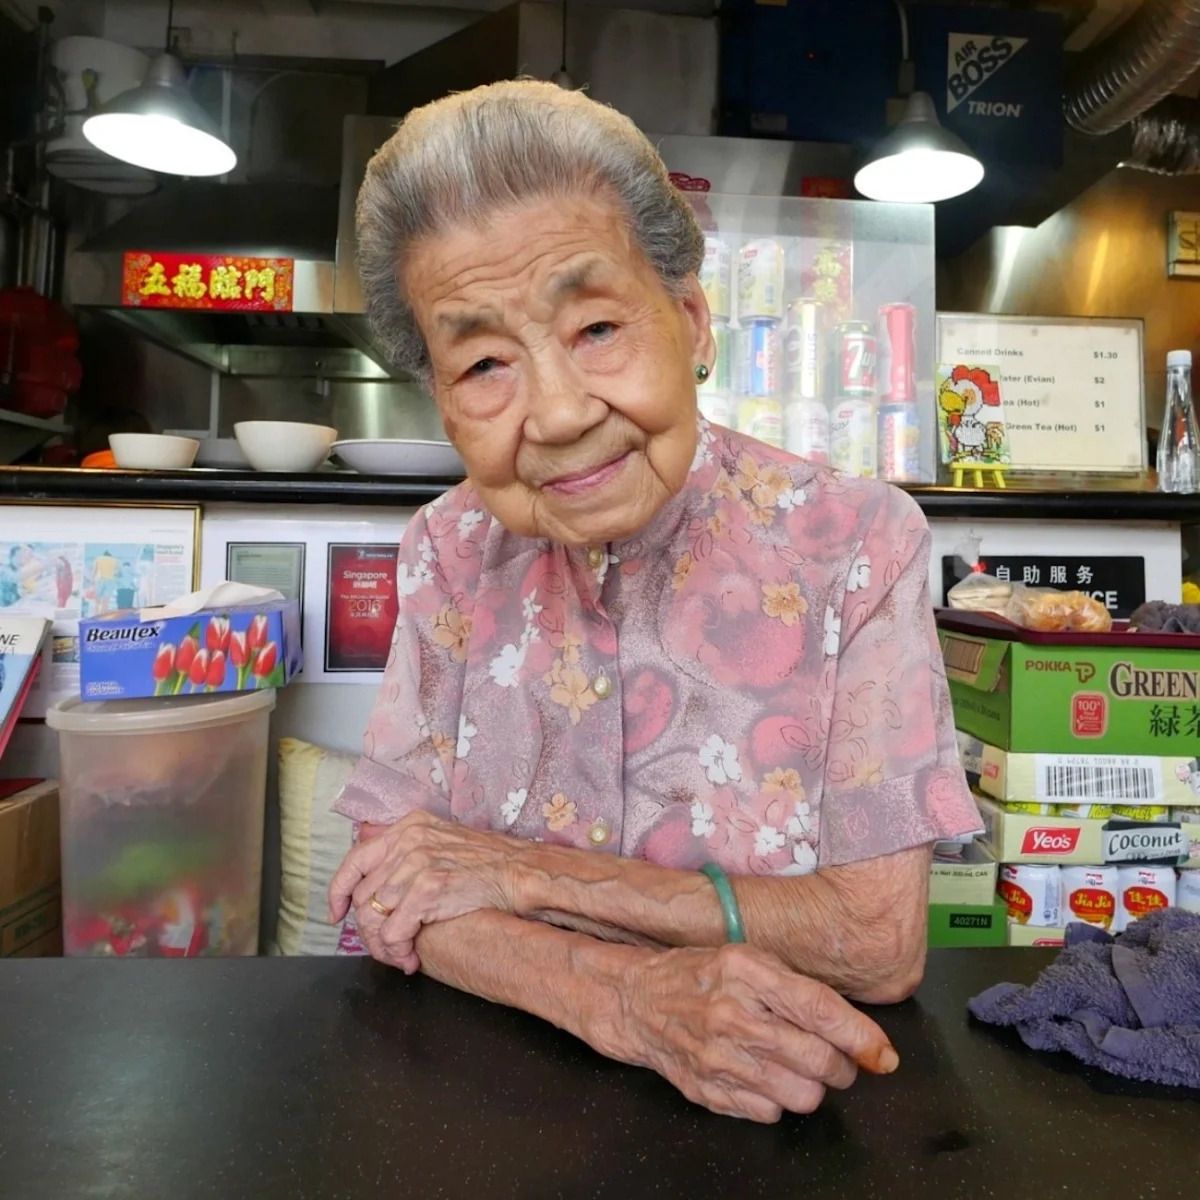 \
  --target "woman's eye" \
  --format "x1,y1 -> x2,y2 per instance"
581,322 -> 616,341
466,357 -> 499,377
